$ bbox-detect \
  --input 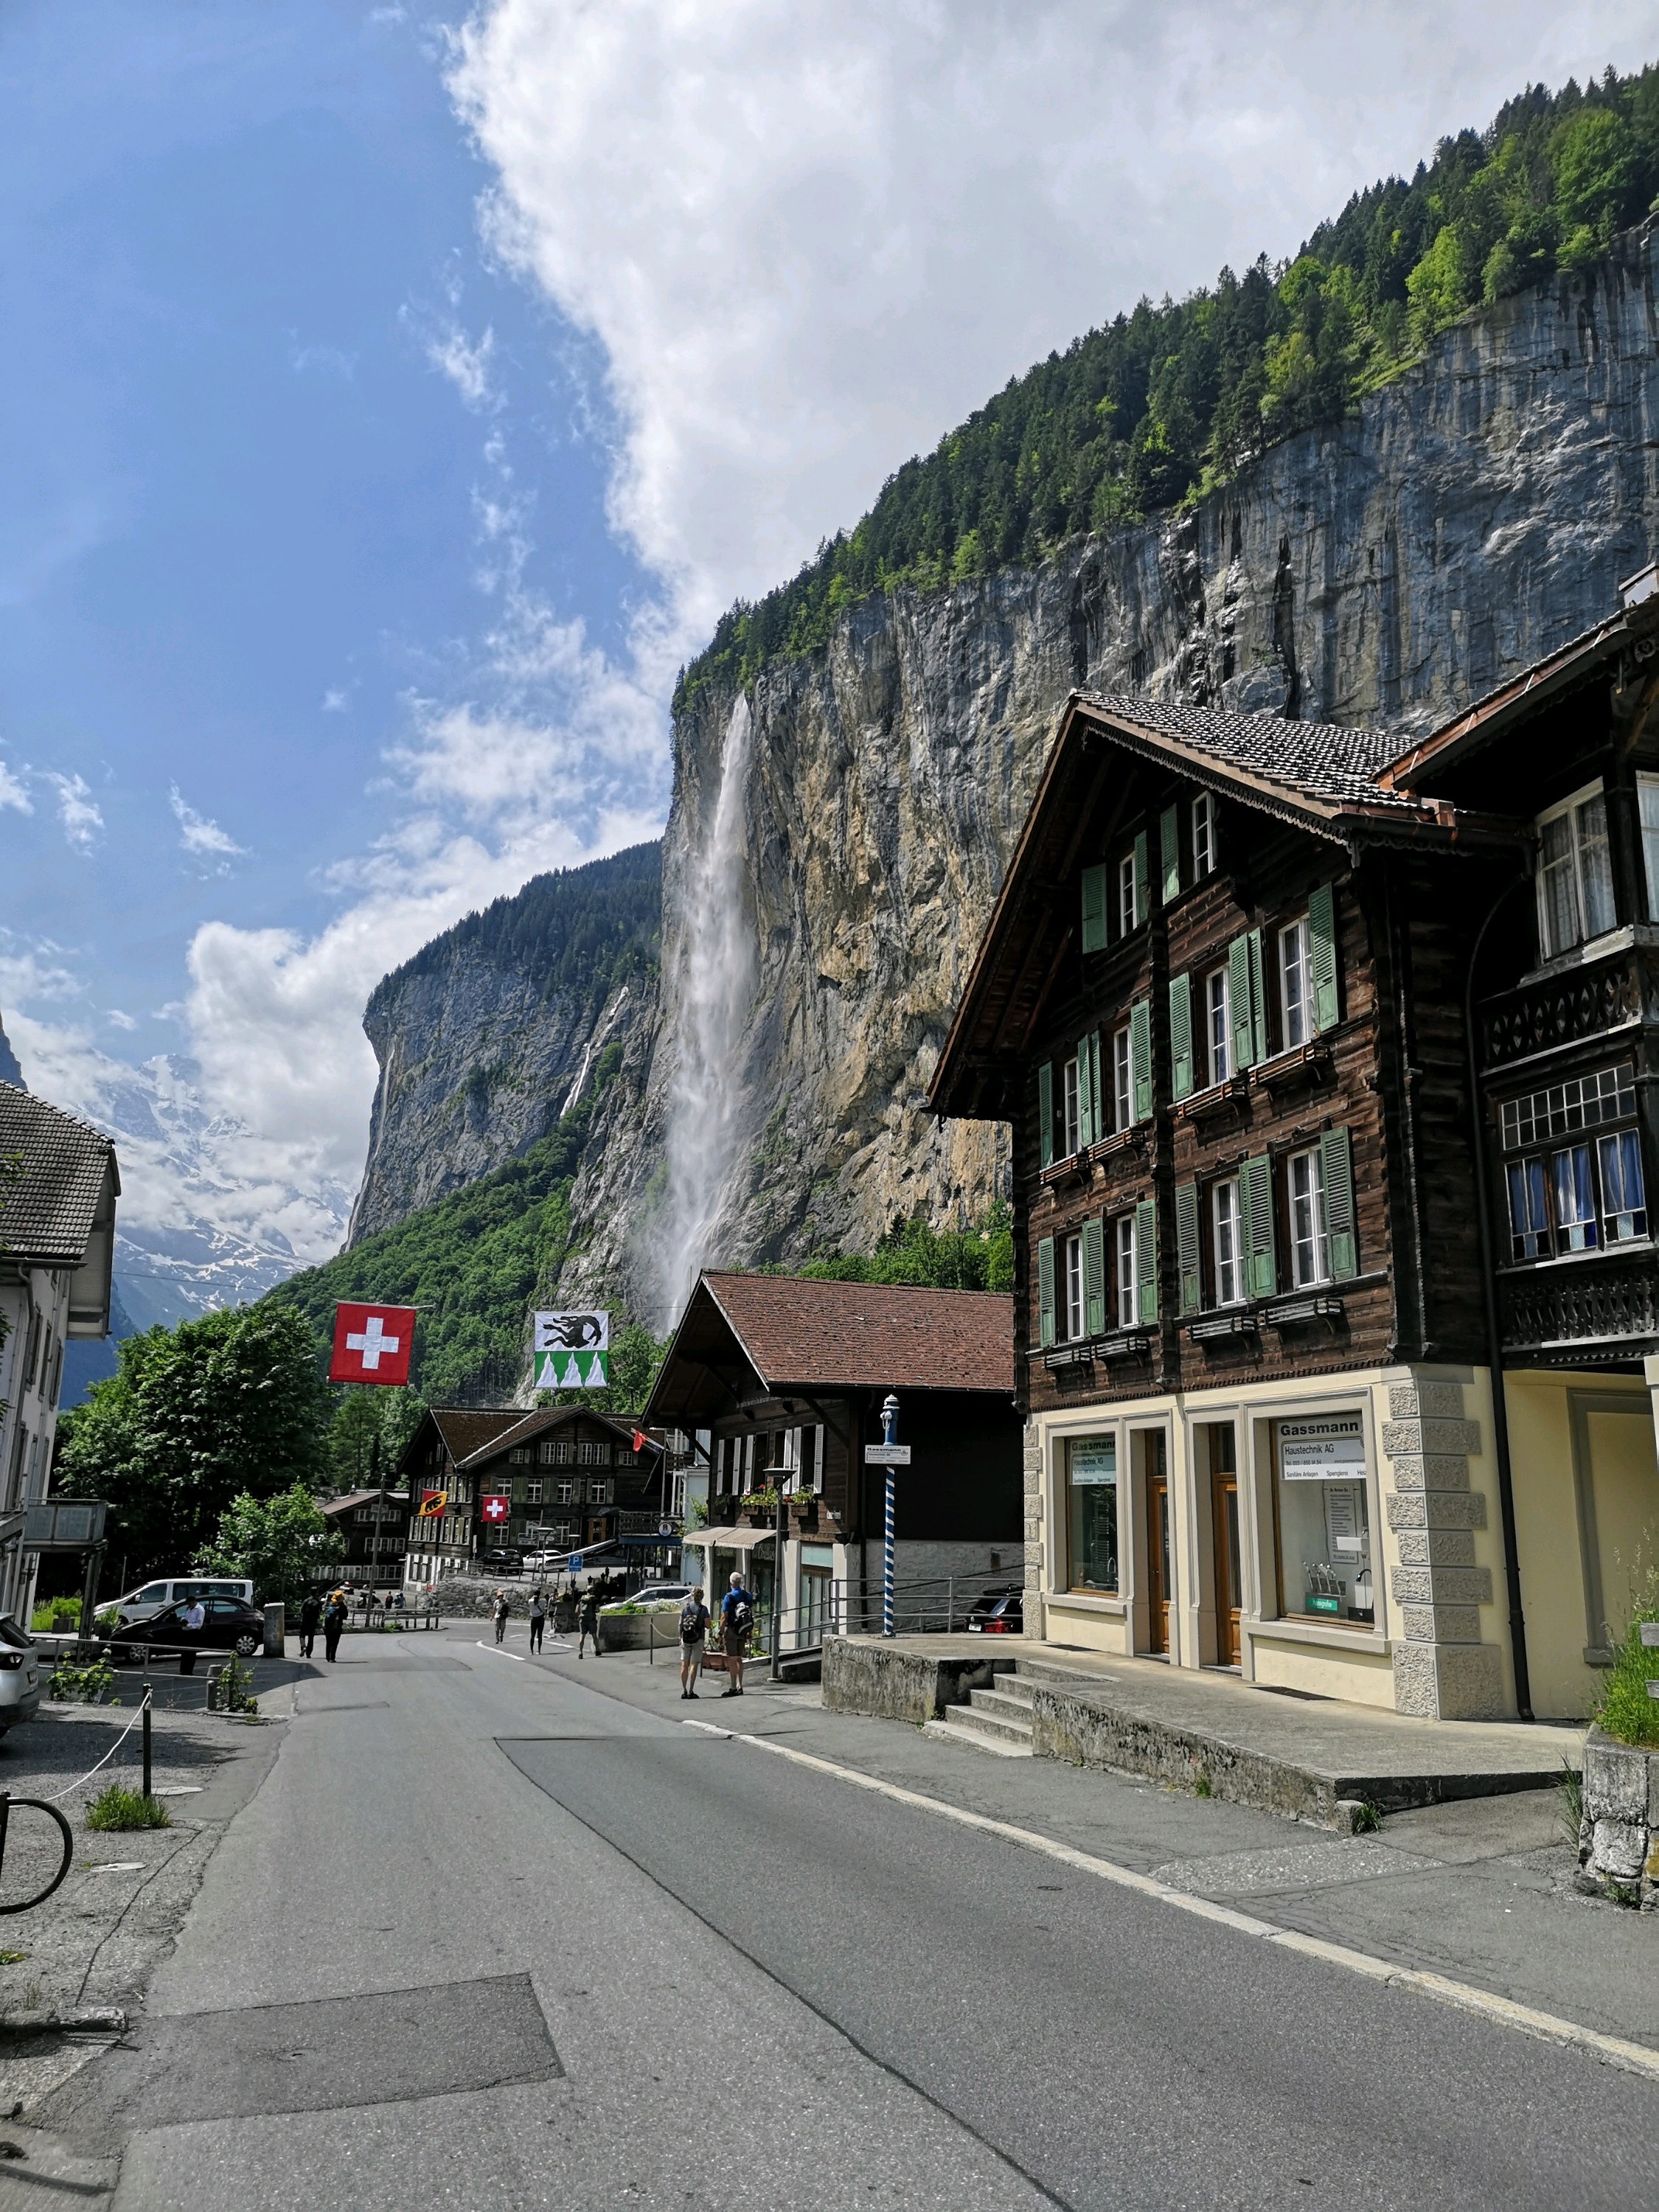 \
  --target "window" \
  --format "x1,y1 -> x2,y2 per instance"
1288,1147 -> 1329,1287
1551,1144 -> 1598,1251
509,1447 -> 530,1464
1641,775 -> 1659,920
525,1480 -> 543,1506
539,1439 -> 570,1465
1273,1414 -> 1373,1624
1598,1130 -> 1648,1242
589,1478 -> 614,1506
1500,1064 -> 1634,1149
578,1441 -> 609,1466
1506,1159 -> 1551,1260
1537,782 -> 1616,958
1115,1215 -> 1138,1327
1062,1234 -> 1084,1341
1112,1026 -> 1132,1132
1192,792 -> 1216,878
1206,968 -> 1230,1085
1280,917 -> 1313,1050
1118,853 -> 1136,936
1212,1179 -> 1242,1305
1501,1069 -> 1647,1259
1065,1436 -> 1119,1593
556,1478 -> 579,1505
1062,1056 -> 1081,1158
